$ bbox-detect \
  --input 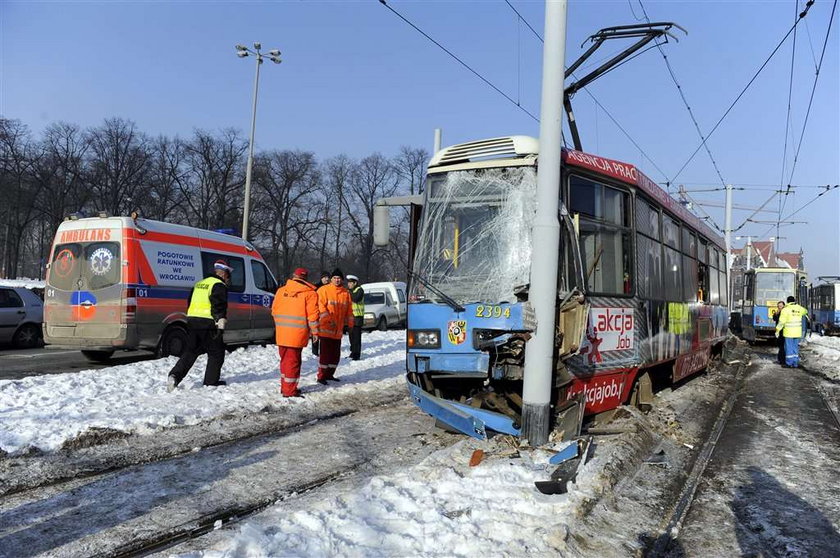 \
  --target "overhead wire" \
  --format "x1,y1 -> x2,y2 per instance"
378,0 -> 540,122
502,0 -> 672,183
637,0 -> 729,190
786,0 -> 837,186
777,0 -> 799,235
671,0 -> 816,183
